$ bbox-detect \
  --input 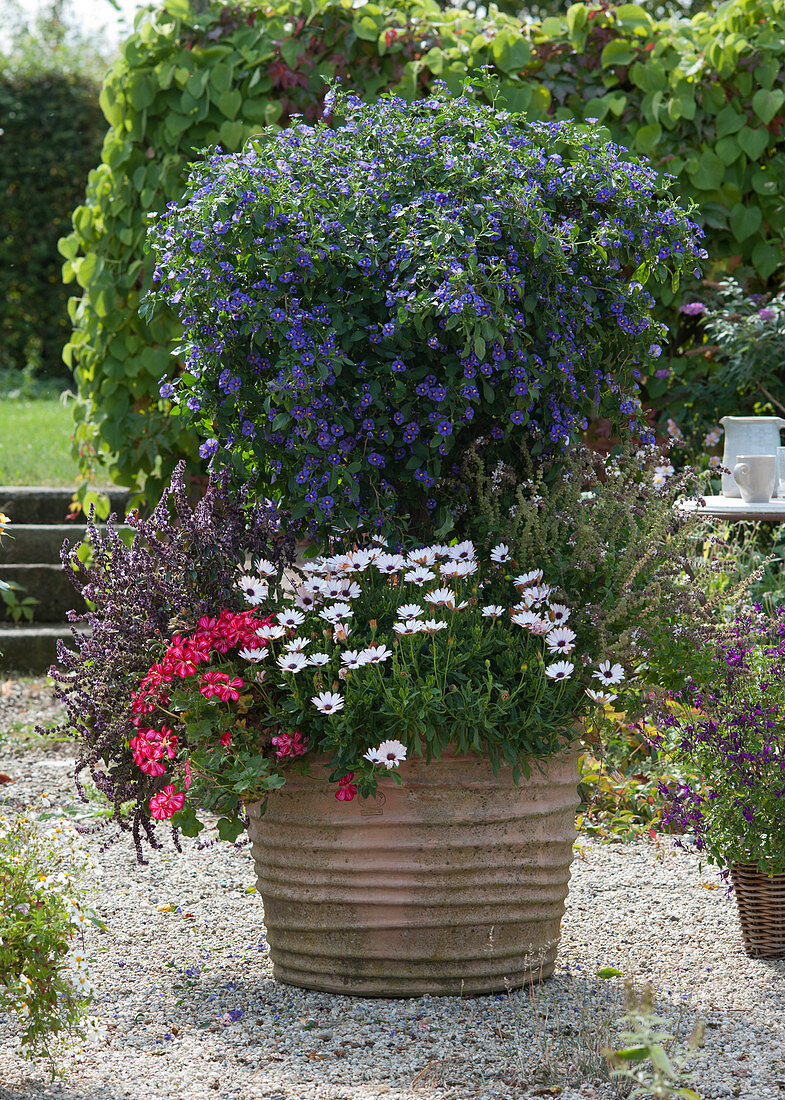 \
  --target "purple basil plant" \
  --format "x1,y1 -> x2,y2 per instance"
43,463 -> 295,862
652,604 -> 785,877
